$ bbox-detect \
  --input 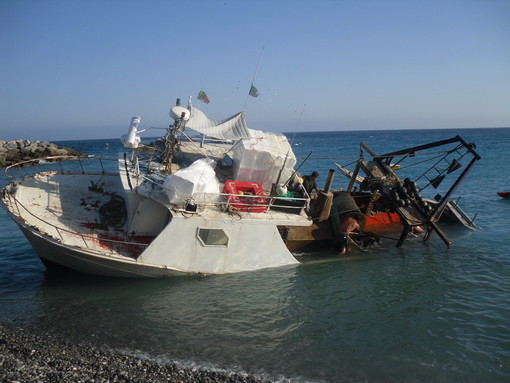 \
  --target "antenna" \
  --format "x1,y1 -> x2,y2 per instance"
296,104 -> 306,131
